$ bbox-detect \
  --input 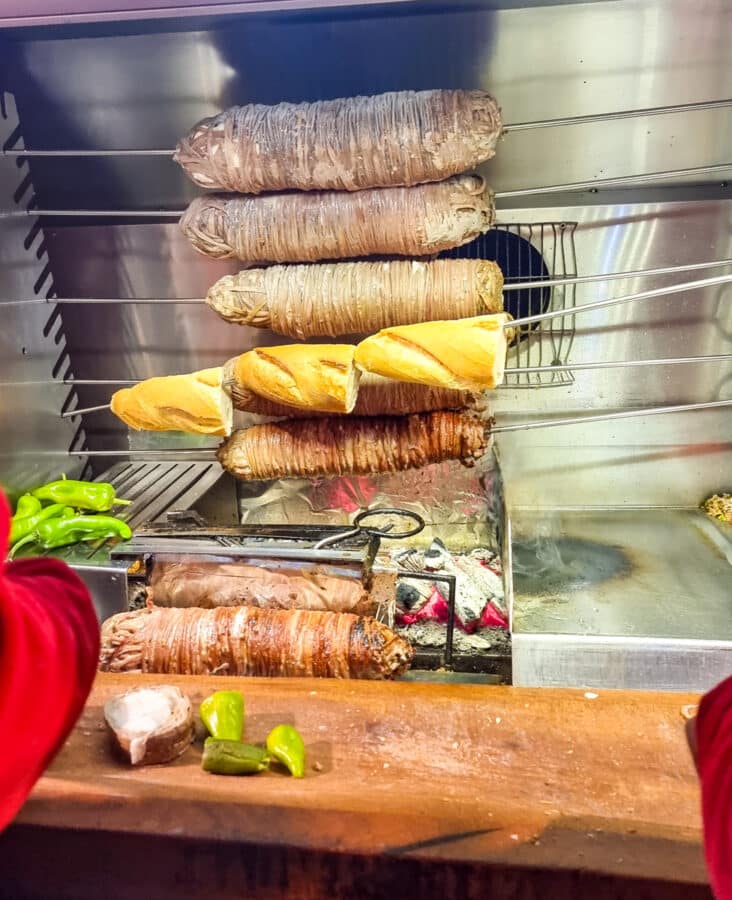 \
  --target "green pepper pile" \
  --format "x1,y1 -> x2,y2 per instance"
200,690 -> 306,778
8,477 -> 132,559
